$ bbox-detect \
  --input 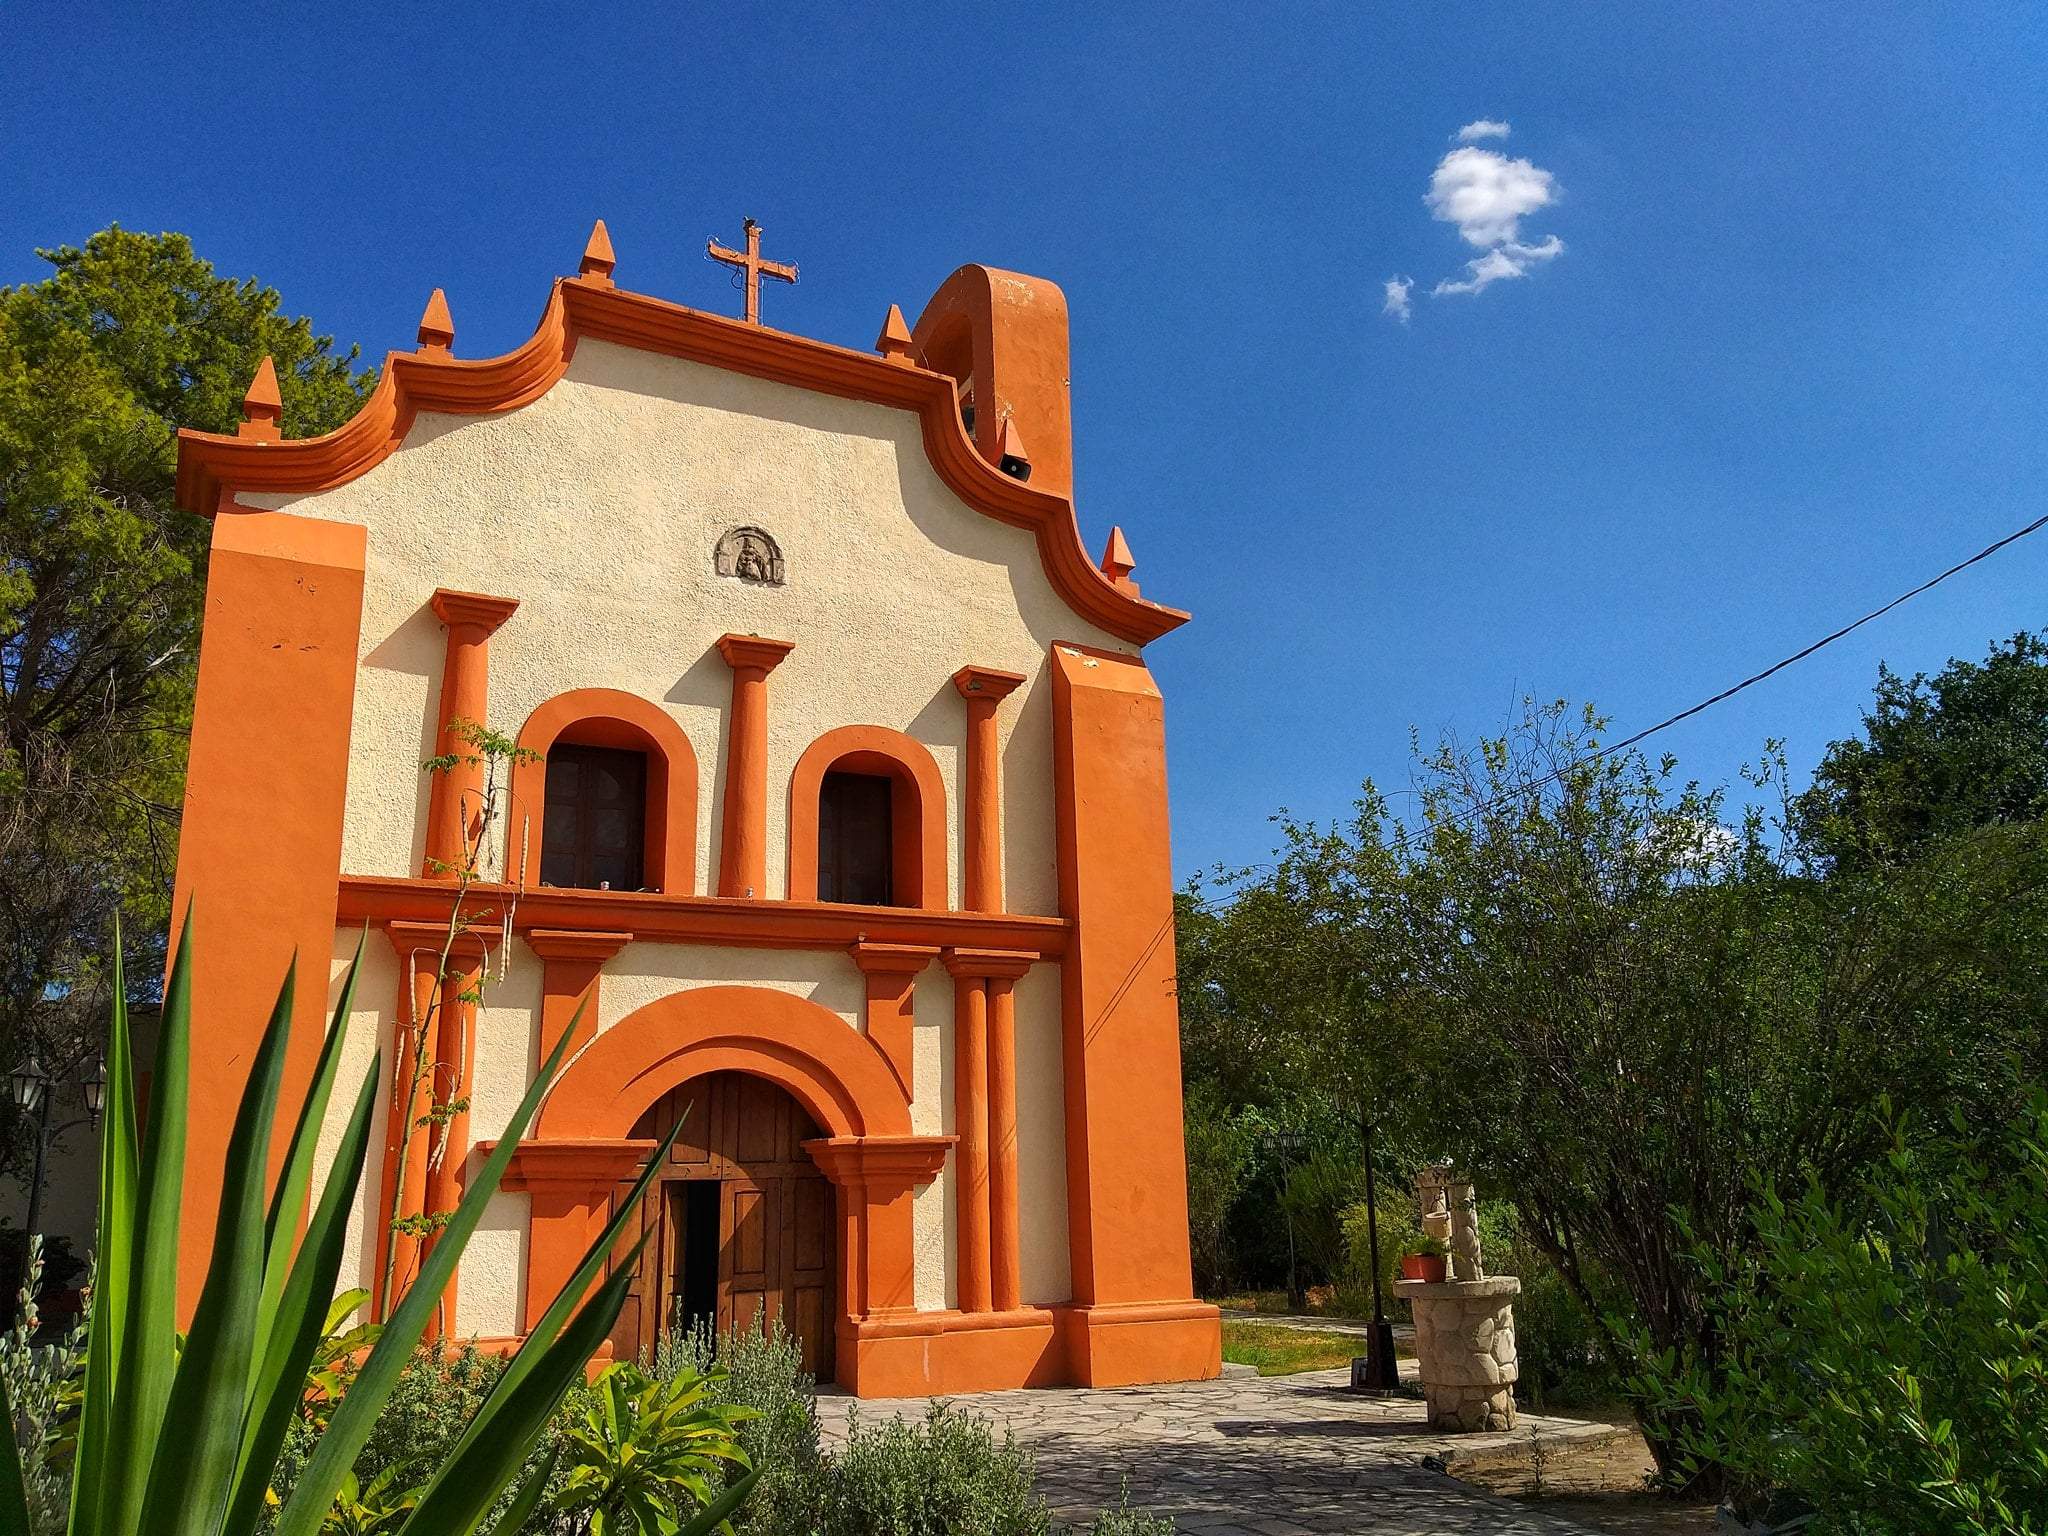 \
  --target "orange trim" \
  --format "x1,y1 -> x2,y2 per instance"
787,725 -> 948,910
174,275 -> 1186,646
715,634 -> 795,897
510,688 -> 699,894
170,509 -> 365,1318
535,984 -> 912,1140
335,874 -> 1068,956
518,986 -> 926,1347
